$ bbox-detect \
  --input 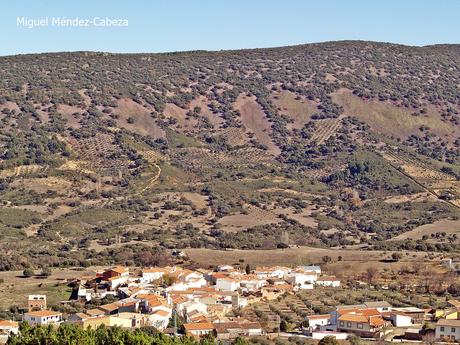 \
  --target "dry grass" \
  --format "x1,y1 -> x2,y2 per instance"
392,219 -> 460,243
384,192 -> 437,204
164,103 -> 198,130
217,204 -> 281,232
271,91 -> 318,129
0,268 -> 95,310
234,94 -> 280,155
114,98 -> 165,138
332,90 -> 459,140
186,246 -> 428,268
57,104 -> 83,129
181,192 -> 208,209
188,96 -> 223,129
0,165 -> 46,179
10,177 -> 72,195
